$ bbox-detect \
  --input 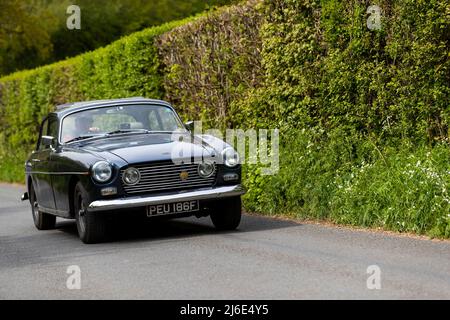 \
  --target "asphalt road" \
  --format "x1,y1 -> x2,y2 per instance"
1,183 -> 449,299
